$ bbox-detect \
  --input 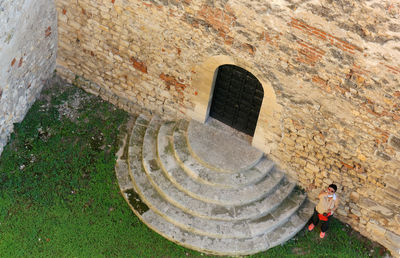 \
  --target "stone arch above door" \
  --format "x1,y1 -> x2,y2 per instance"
189,55 -> 282,154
